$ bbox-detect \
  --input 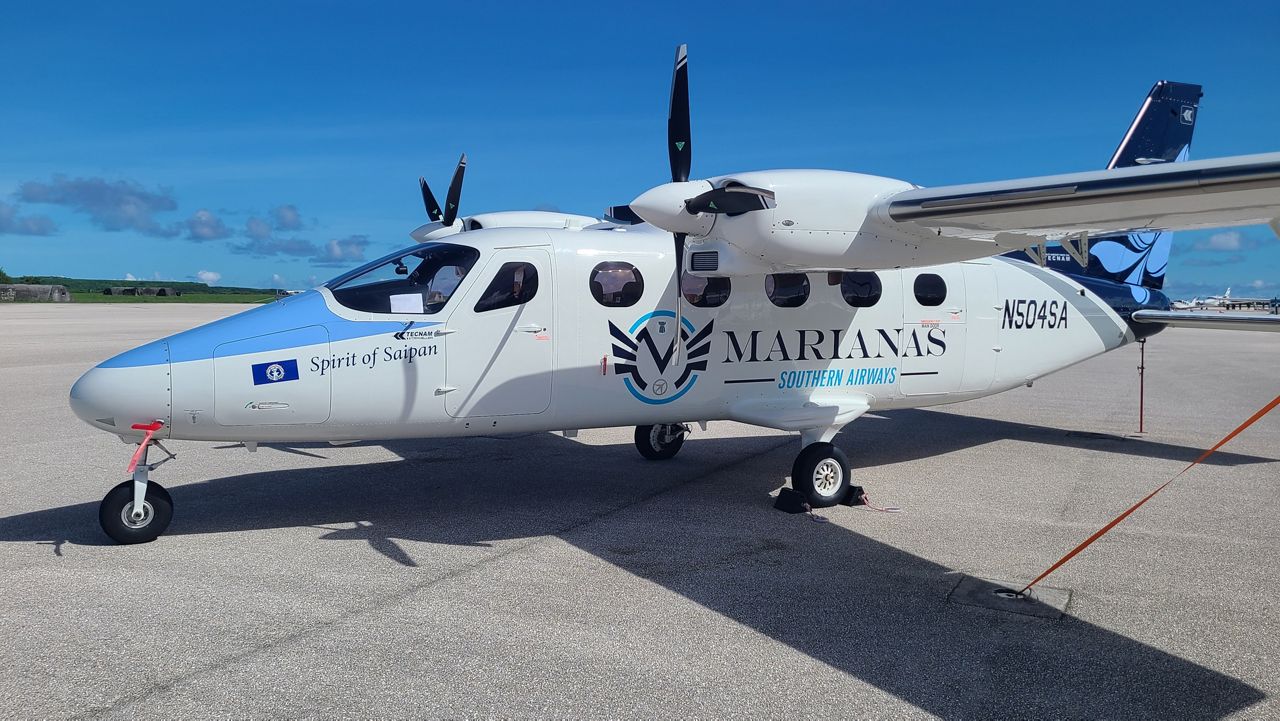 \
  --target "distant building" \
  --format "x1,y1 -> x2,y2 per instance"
0,284 -> 71,302
103,286 -> 181,296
